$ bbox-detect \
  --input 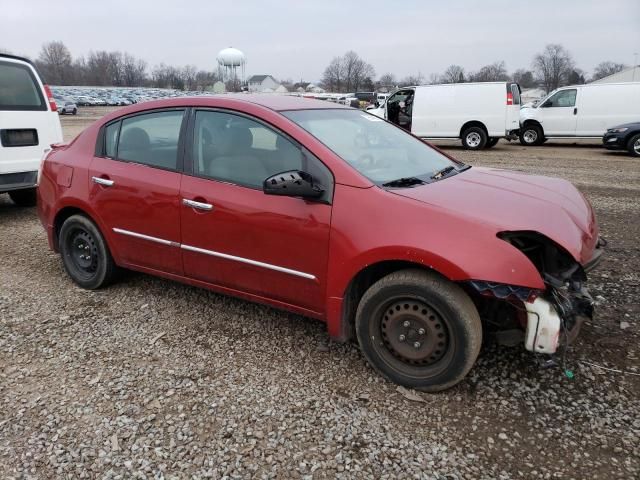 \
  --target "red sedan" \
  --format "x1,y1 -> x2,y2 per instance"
37,95 -> 603,391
